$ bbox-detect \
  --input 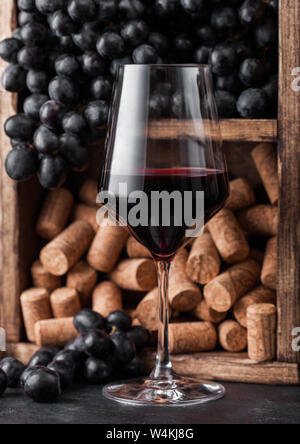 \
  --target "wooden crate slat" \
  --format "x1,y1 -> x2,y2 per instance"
0,0 -> 21,342
143,350 -> 300,385
277,0 -> 300,362
148,119 -> 277,142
